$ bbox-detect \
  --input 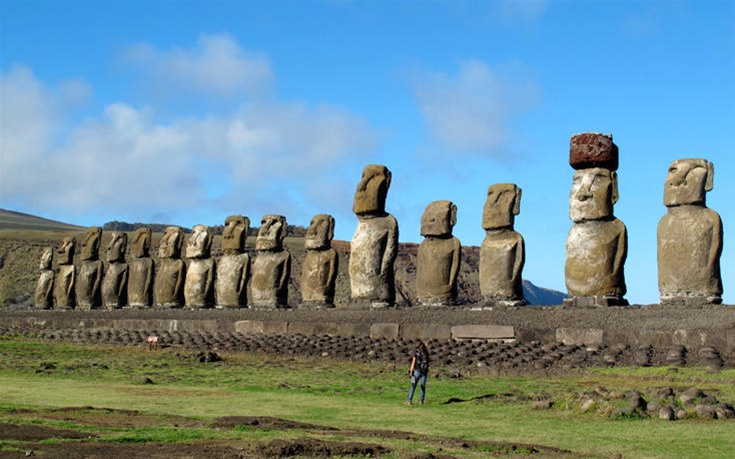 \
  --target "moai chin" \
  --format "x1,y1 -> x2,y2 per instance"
216,215 -> 250,308
154,226 -> 186,308
480,184 -> 526,307
657,158 -> 723,306
102,232 -> 128,309
34,247 -> 54,309
564,133 -> 628,307
301,214 -> 339,308
54,237 -> 76,309
184,224 -> 216,308
251,215 -> 291,308
349,164 -> 399,308
76,227 -> 103,310
127,228 -> 154,308
417,200 -> 461,307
